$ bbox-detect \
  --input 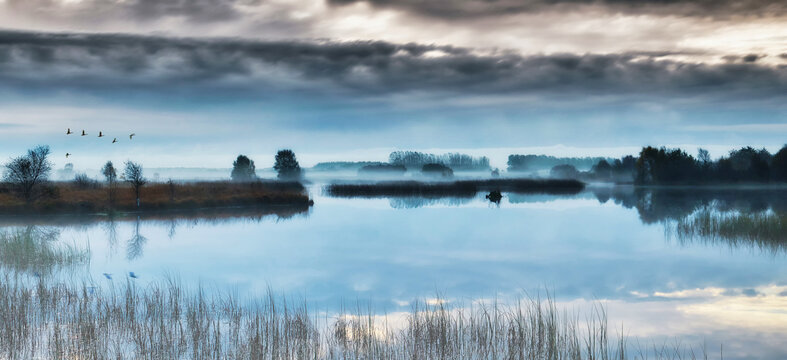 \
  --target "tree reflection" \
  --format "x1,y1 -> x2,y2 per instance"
126,217 -> 148,261
592,187 -> 787,253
